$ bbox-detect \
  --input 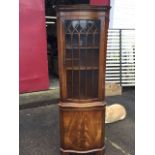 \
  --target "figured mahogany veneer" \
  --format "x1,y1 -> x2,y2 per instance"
59,102 -> 106,153
56,5 -> 110,155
